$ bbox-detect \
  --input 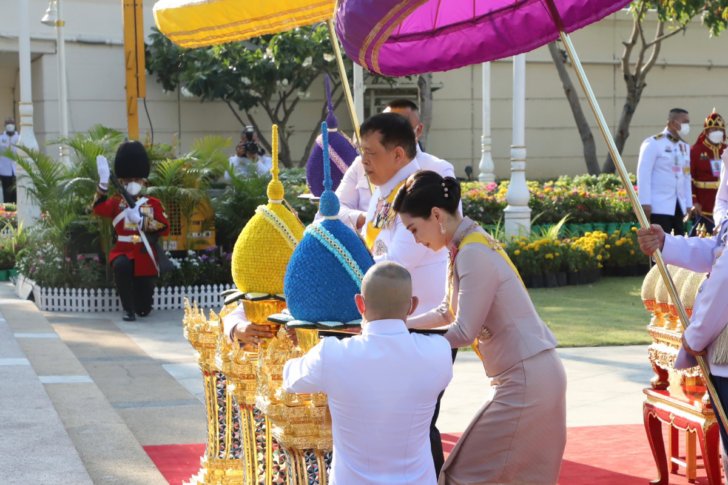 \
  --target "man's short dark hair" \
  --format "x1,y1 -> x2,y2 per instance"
386,99 -> 419,112
360,113 -> 417,159
669,108 -> 688,120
